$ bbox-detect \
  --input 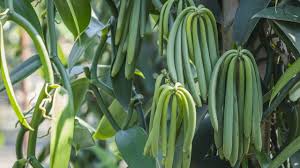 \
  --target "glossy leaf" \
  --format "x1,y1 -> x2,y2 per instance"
270,20 -> 300,57
289,80 -> 300,102
71,77 -> 89,113
115,127 -> 157,168
233,0 -> 271,44
68,17 -> 105,70
270,58 -> 300,103
290,151 -> 300,168
0,0 -> 43,35
0,55 -> 41,92
93,100 -> 137,140
269,135 -> 300,168
50,87 -> 74,168
253,5 -> 300,23
54,0 -> 91,38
